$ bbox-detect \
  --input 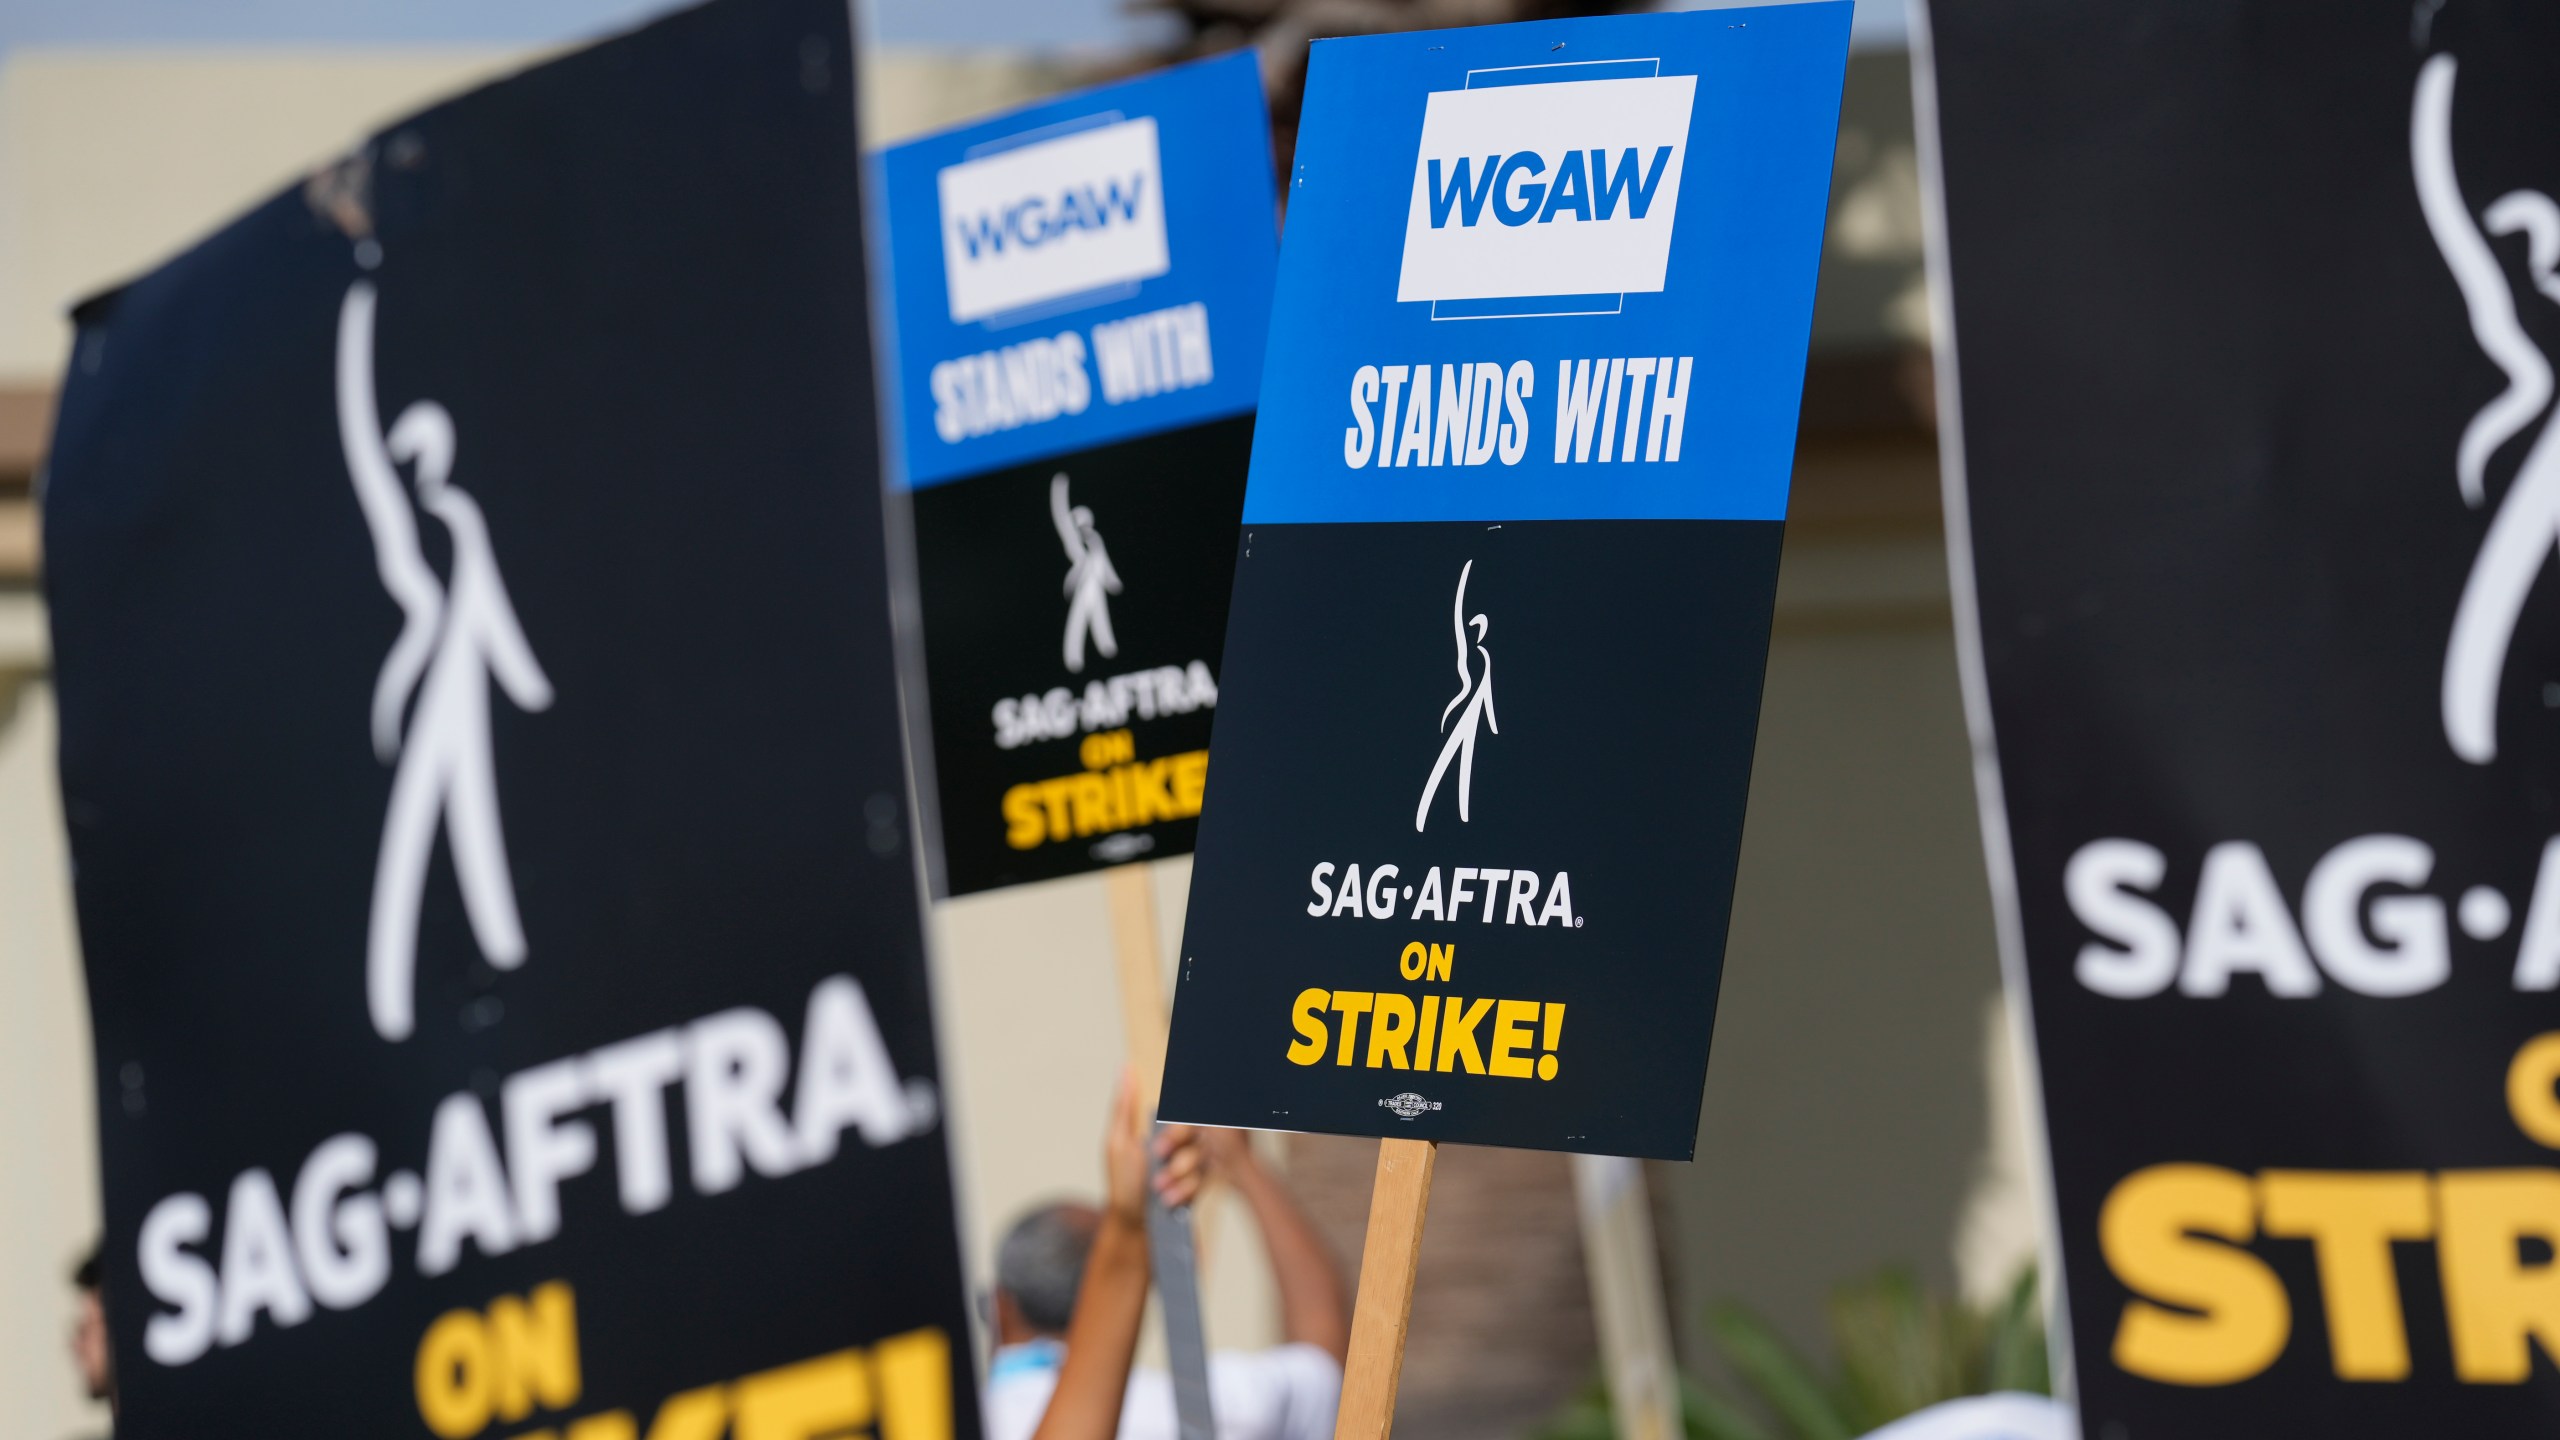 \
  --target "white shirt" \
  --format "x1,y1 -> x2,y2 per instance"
984,1339 -> 1343,1440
